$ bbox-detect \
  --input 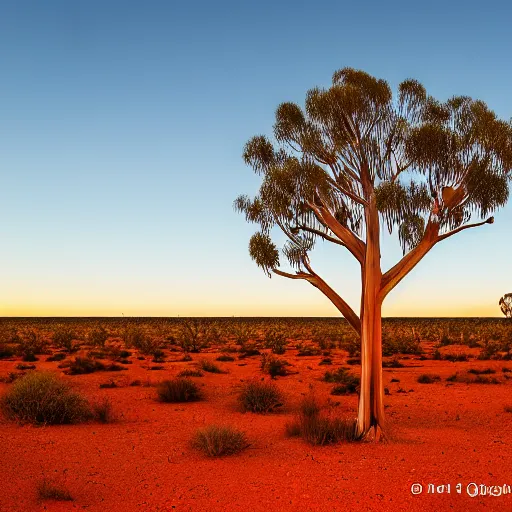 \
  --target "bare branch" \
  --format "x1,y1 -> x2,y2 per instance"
436,217 -> 493,243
